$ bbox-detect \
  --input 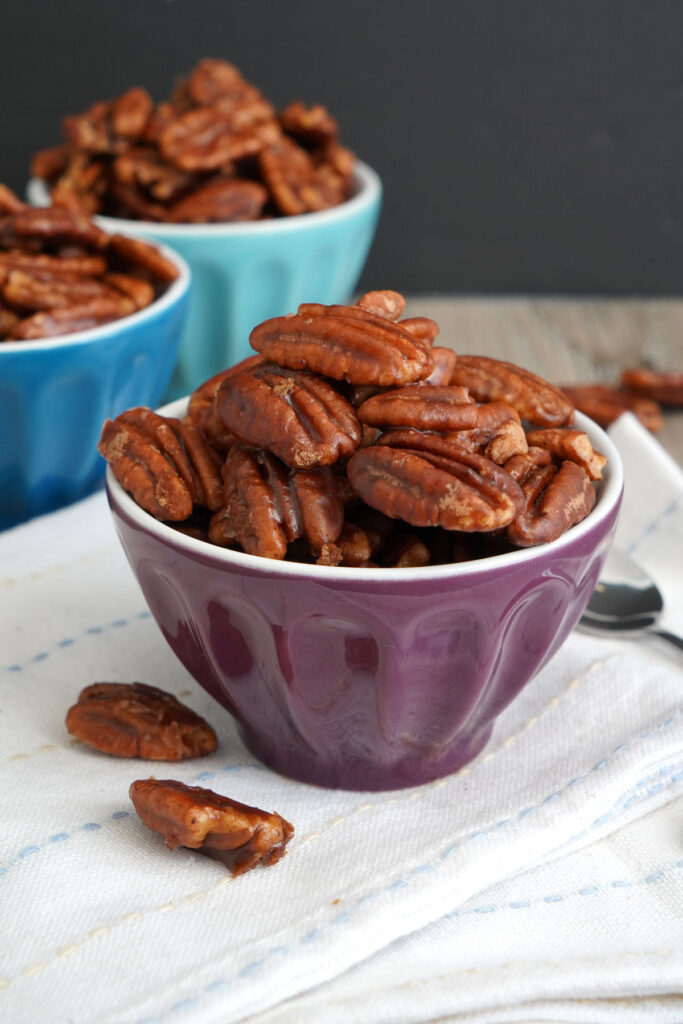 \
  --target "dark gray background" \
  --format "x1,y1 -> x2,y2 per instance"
1,0 -> 681,295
